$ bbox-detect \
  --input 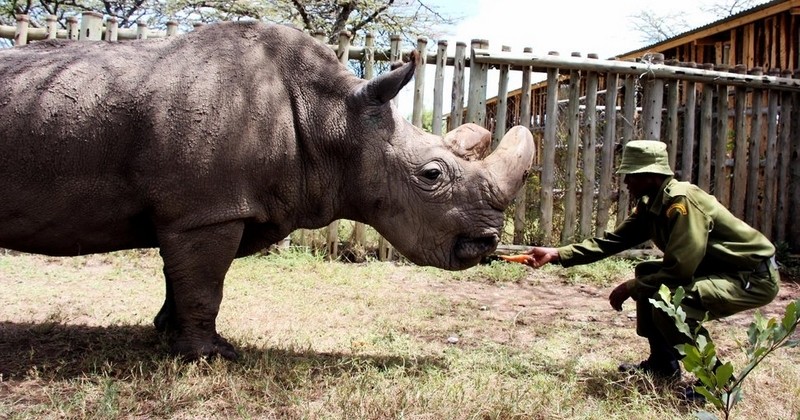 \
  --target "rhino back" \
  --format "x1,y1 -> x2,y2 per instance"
0,22 -> 361,255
